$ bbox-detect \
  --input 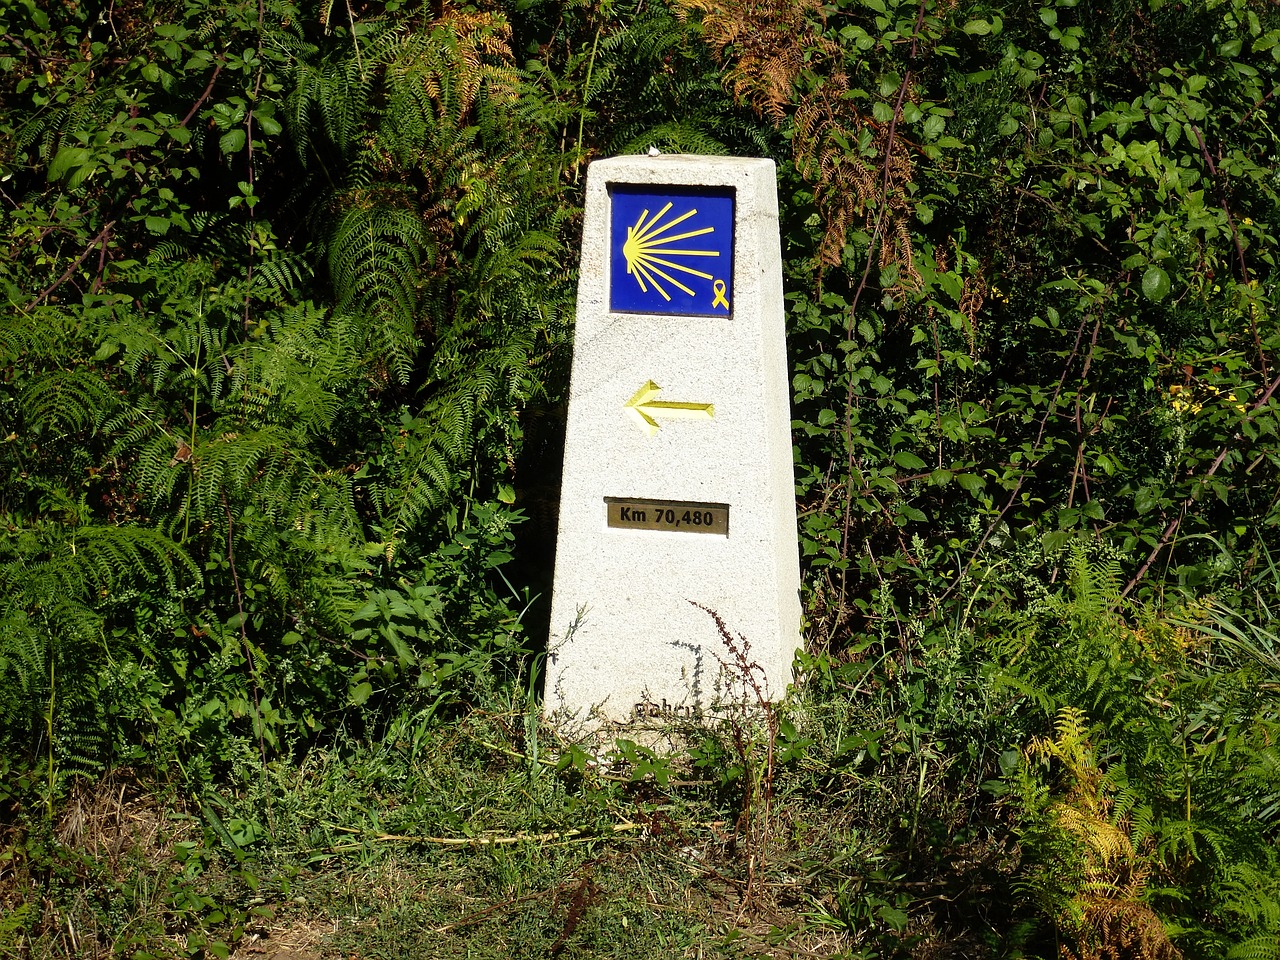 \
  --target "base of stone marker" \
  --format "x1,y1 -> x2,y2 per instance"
545,691 -> 780,756
544,602 -> 787,737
